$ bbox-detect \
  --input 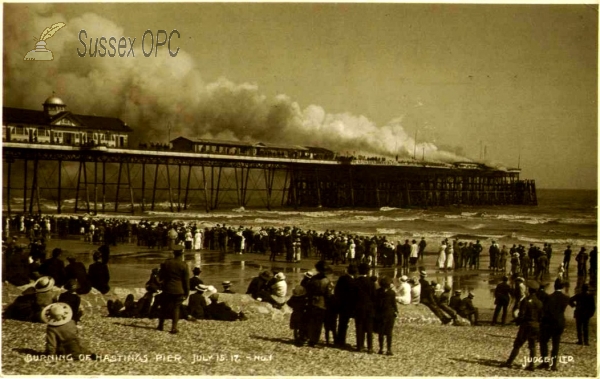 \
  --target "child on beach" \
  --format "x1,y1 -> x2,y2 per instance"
286,285 -> 308,346
374,276 -> 397,355
42,302 -> 94,359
